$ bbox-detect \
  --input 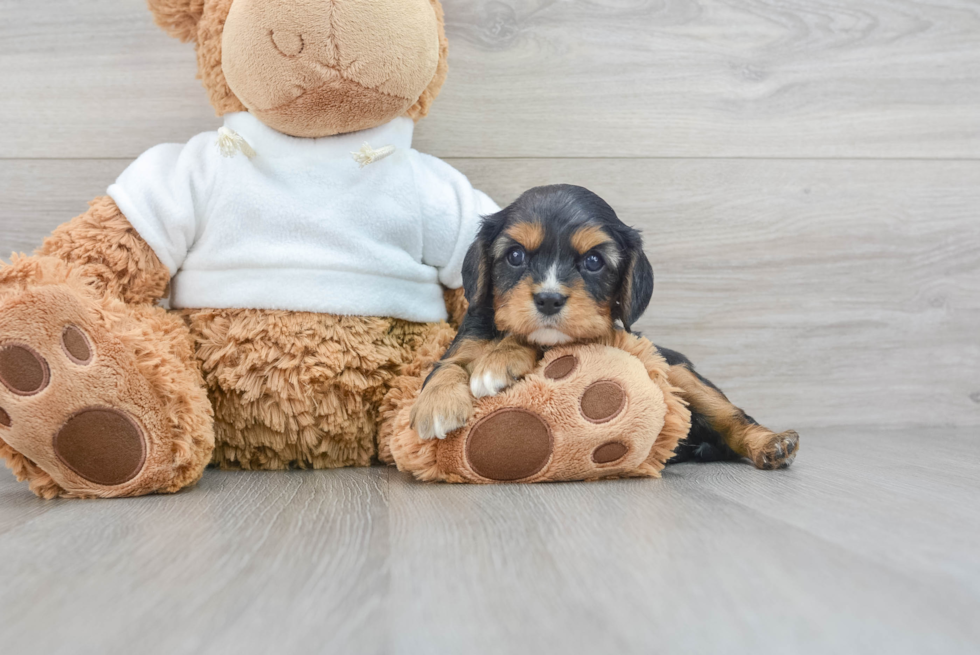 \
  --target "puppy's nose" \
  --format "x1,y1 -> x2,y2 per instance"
534,292 -> 568,316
